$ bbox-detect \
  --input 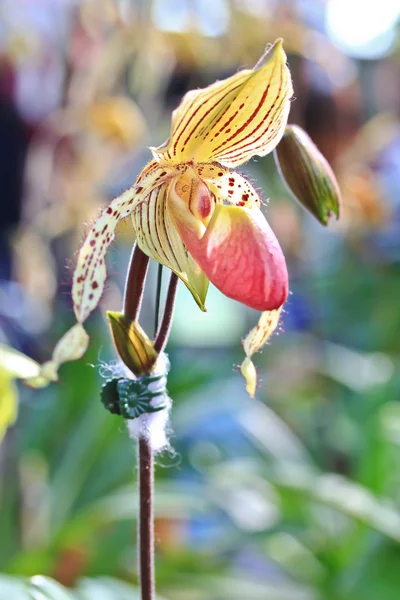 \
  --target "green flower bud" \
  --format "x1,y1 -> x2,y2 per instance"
274,125 -> 341,226
107,312 -> 158,376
